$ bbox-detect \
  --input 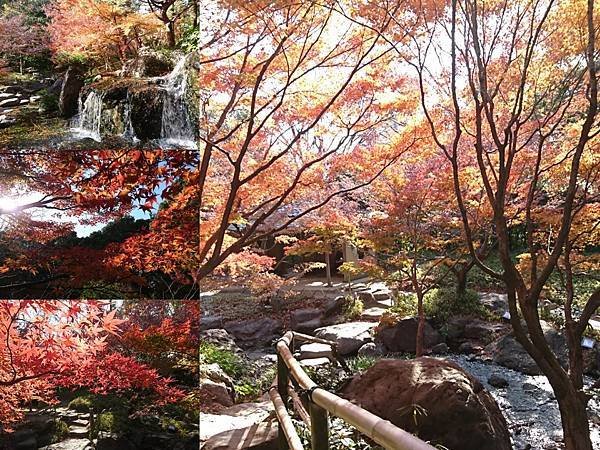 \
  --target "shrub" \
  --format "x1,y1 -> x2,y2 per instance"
390,292 -> 417,317
94,410 -> 128,435
68,395 -> 92,412
48,419 -> 69,444
38,89 -> 58,112
199,342 -> 246,379
343,295 -> 364,320
424,288 -> 489,323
